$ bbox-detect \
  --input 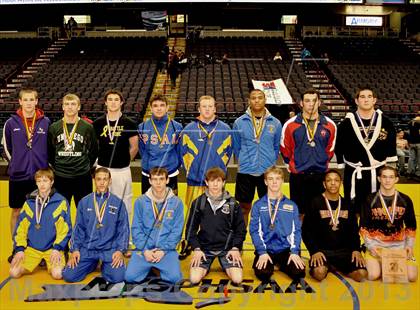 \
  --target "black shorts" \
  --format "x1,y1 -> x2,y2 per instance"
141,173 -> 178,194
310,249 -> 366,275
235,173 -> 267,203
9,179 -> 36,209
199,250 -> 241,272
289,172 -> 324,215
